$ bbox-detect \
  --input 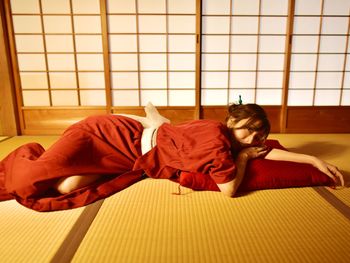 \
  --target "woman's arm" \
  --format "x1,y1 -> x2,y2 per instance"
265,148 -> 344,186
217,146 -> 268,197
